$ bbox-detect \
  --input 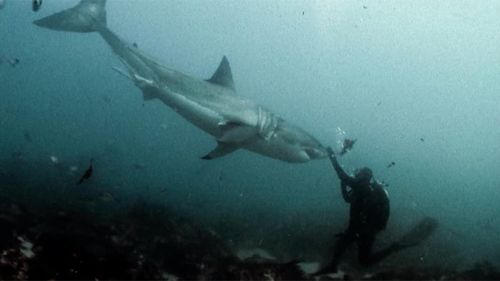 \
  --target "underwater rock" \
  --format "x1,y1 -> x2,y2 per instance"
236,248 -> 277,262
0,166 -> 499,280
